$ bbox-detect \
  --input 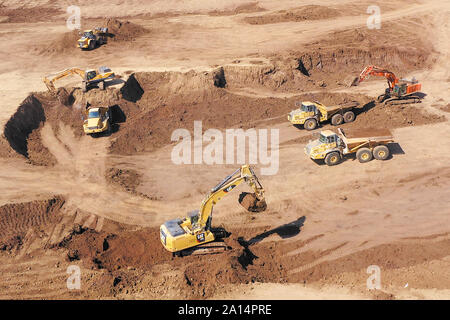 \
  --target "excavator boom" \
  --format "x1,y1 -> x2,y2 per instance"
43,67 -> 86,93
350,65 -> 398,88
